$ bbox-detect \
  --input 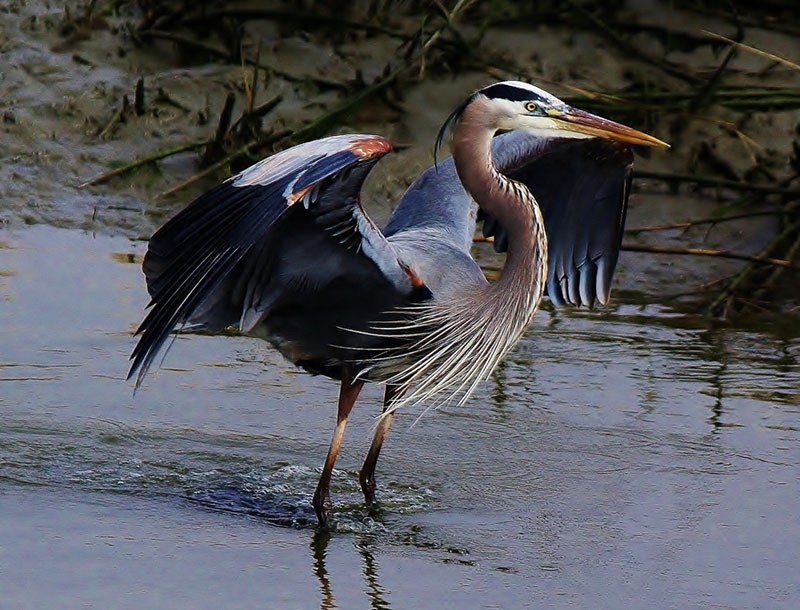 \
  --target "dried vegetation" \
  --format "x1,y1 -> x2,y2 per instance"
64,0 -> 800,317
